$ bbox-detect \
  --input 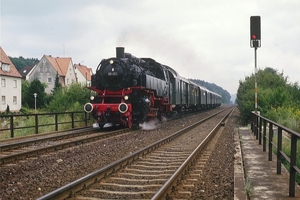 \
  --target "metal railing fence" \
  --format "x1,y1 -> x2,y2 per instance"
0,111 -> 91,138
251,112 -> 300,197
